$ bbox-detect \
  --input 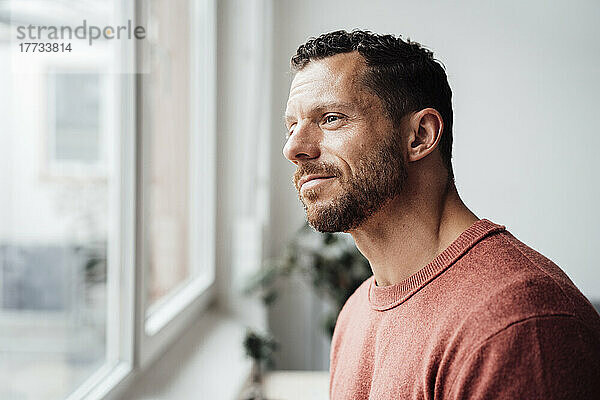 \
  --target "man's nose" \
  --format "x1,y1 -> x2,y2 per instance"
282,122 -> 321,163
